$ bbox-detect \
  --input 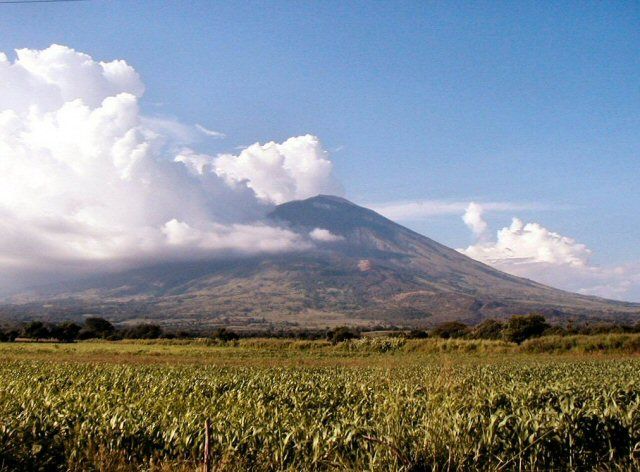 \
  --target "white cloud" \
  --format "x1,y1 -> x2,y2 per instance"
462,202 -> 487,237
162,219 -> 309,253
461,215 -> 590,267
195,123 -> 225,139
214,134 -> 343,205
369,199 -> 549,222
458,203 -> 640,302
0,44 -> 339,289
309,228 -> 344,242
0,44 -> 144,112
